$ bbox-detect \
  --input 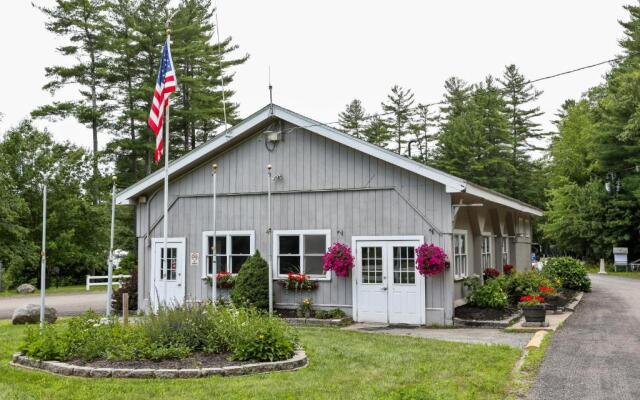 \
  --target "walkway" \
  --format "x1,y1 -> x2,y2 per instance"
527,274 -> 640,400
